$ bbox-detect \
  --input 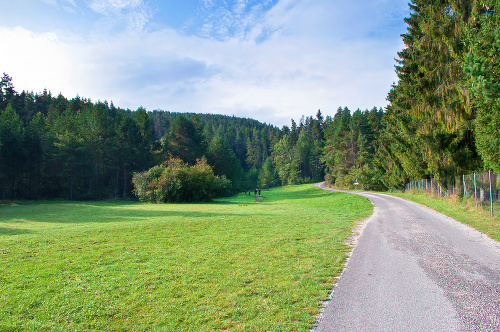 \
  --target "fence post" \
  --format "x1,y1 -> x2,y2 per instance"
489,170 -> 493,216
474,173 -> 477,208
463,174 -> 467,196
